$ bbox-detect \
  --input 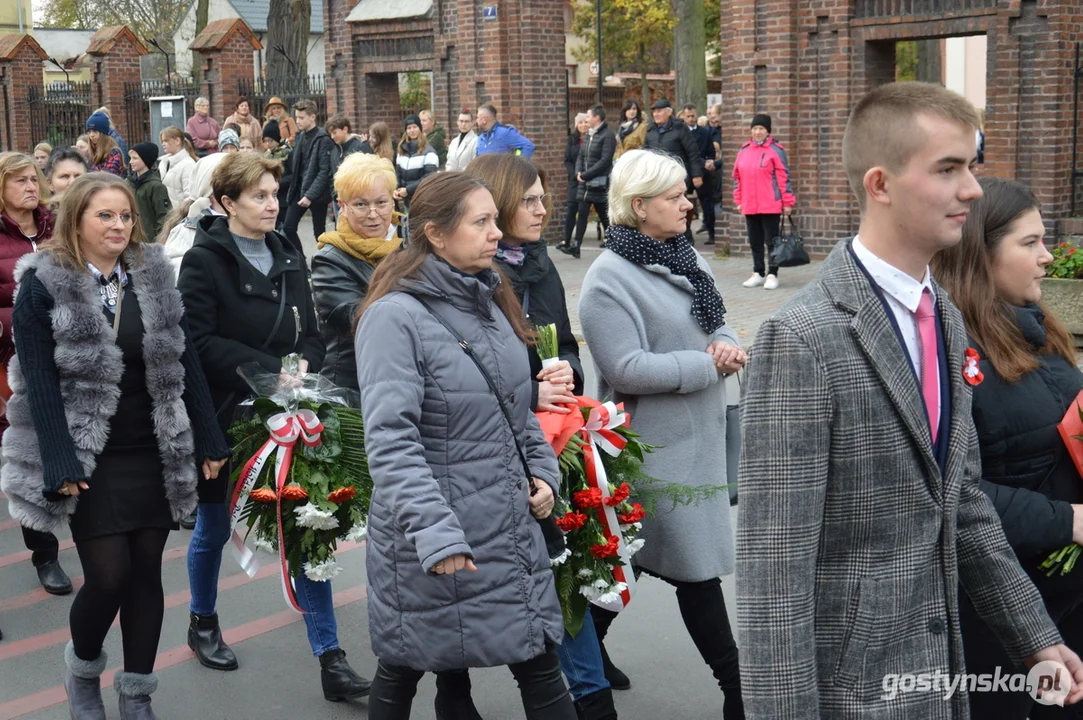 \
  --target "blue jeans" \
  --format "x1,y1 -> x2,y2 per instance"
556,608 -> 609,702
186,502 -> 340,657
